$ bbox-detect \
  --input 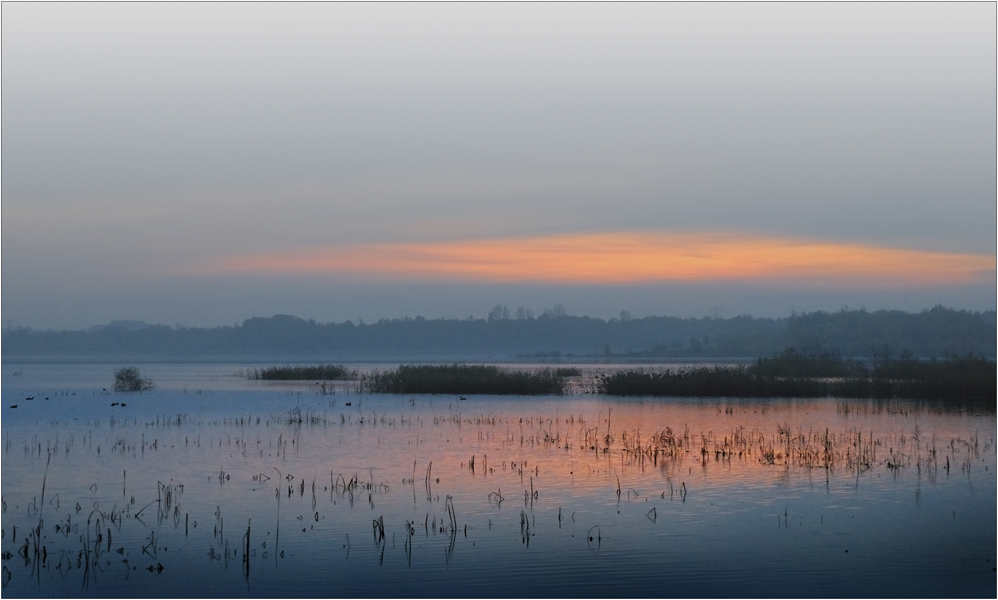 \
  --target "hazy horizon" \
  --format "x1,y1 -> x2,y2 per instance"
3,3 -> 995,331
11,298 -> 996,333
